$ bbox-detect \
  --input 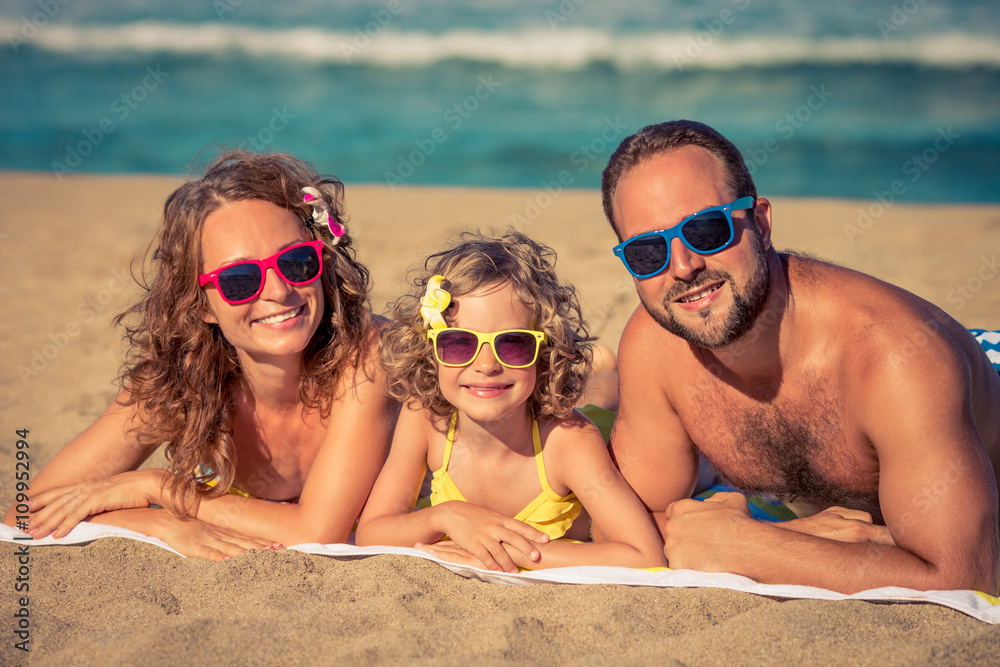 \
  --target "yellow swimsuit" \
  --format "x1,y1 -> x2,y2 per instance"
429,412 -> 582,540
196,465 -> 299,503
